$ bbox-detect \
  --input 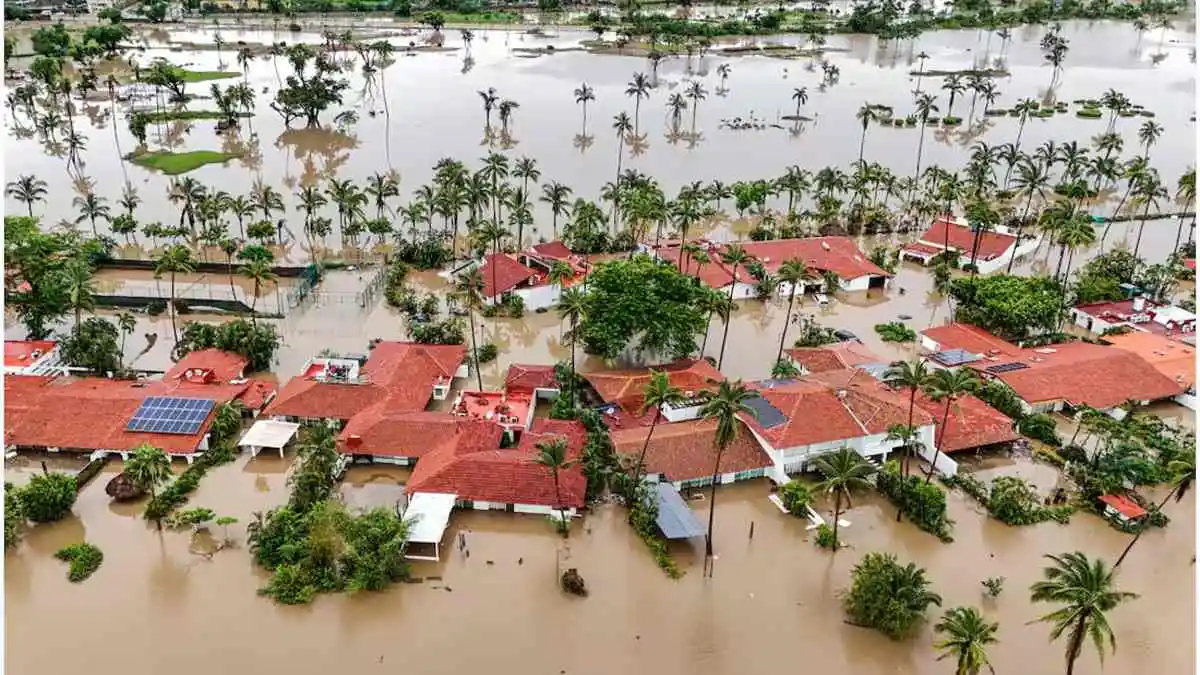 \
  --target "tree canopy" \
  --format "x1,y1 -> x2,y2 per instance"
950,274 -> 1065,341
578,254 -> 714,360
59,317 -> 122,375
174,319 -> 281,372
